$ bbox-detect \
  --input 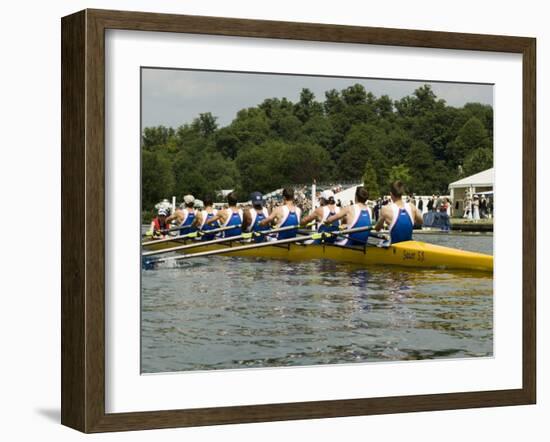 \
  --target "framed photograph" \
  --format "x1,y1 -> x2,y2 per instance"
61,9 -> 536,433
